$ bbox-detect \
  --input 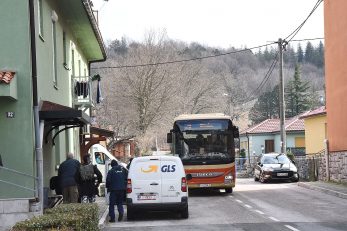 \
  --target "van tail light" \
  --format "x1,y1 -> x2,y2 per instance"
127,179 -> 132,193
181,177 -> 187,192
